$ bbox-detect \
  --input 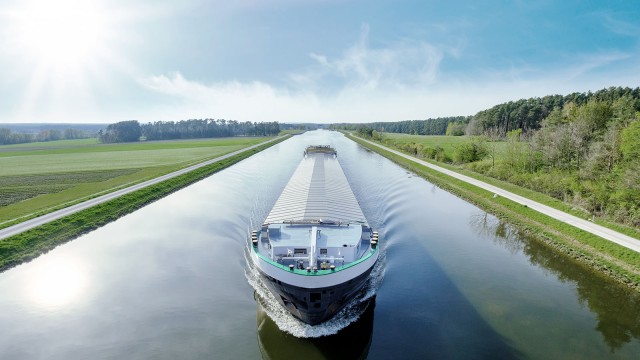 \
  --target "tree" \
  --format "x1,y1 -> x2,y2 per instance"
612,95 -> 638,127
0,128 -> 34,145
100,120 -> 142,143
356,126 -> 374,138
371,130 -> 382,141
0,128 -> 12,144
620,121 -> 640,162
505,129 -> 523,172
64,128 -> 81,139
542,107 -> 566,127
484,127 -> 502,171
445,122 -> 465,136
453,137 -> 488,163
37,129 -> 62,142
574,100 -> 612,136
